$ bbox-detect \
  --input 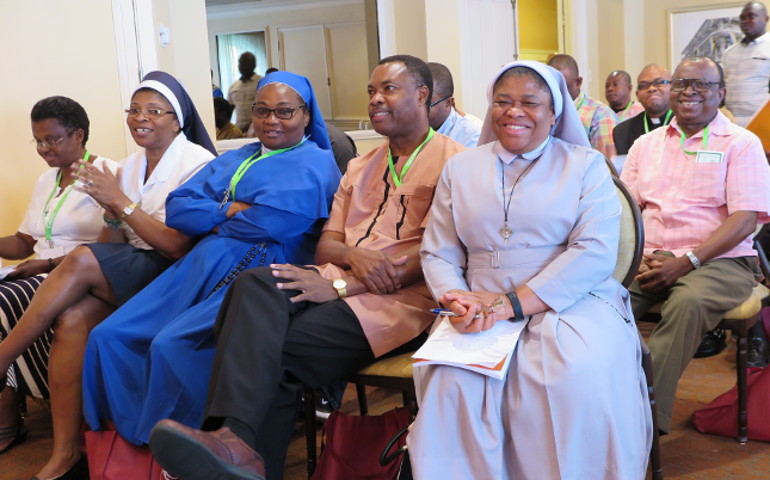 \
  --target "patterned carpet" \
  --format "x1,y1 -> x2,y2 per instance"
2,324 -> 769,480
